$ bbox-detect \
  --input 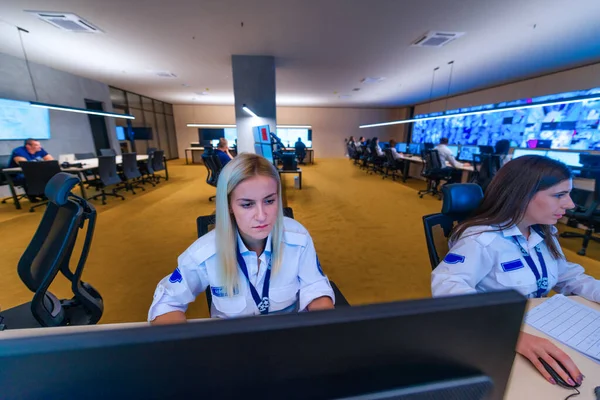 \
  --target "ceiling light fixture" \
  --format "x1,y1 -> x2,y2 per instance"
242,104 -> 258,117
15,27 -> 135,120
30,102 -> 135,119
359,94 -> 600,129
187,123 -> 236,128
